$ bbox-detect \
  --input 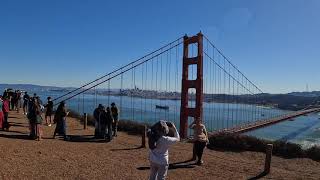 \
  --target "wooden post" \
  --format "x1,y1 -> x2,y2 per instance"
141,125 -> 147,148
84,113 -> 87,130
264,144 -> 273,174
